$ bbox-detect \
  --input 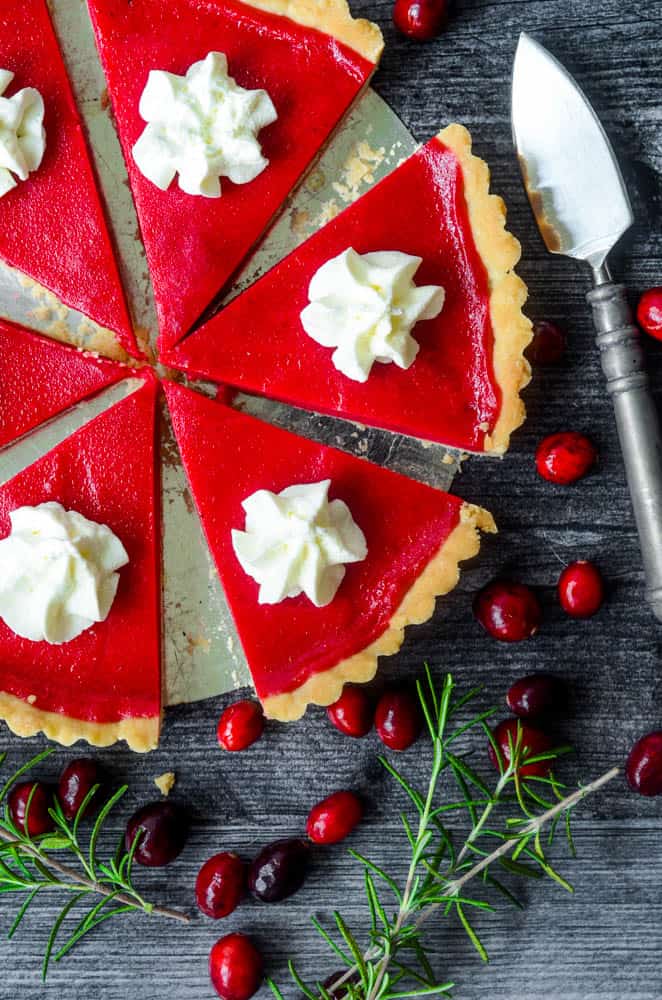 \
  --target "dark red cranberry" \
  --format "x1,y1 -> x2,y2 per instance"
196,851 -> 246,919
375,688 -> 423,751
393,0 -> 449,40
535,432 -> 597,485
322,971 -> 361,999
306,791 -> 363,845
327,687 -> 374,738
526,320 -> 566,365
506,674 -> 565,719
473,580 -> 541,642
248,838 -> 309,903
217,700 -> 265,752
626,731 -> 662,796
8,781 -> 55,838
558,560 -> 605,618
637,288 -> 662,341
57,758 -> 108,822
209,933 -> 263,1000
125,801 -> 189,867
489,719 -> 553,779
